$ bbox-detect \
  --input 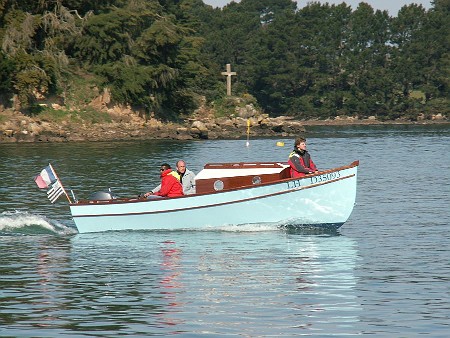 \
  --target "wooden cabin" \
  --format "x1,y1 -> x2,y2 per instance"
195,162 -> 291,194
